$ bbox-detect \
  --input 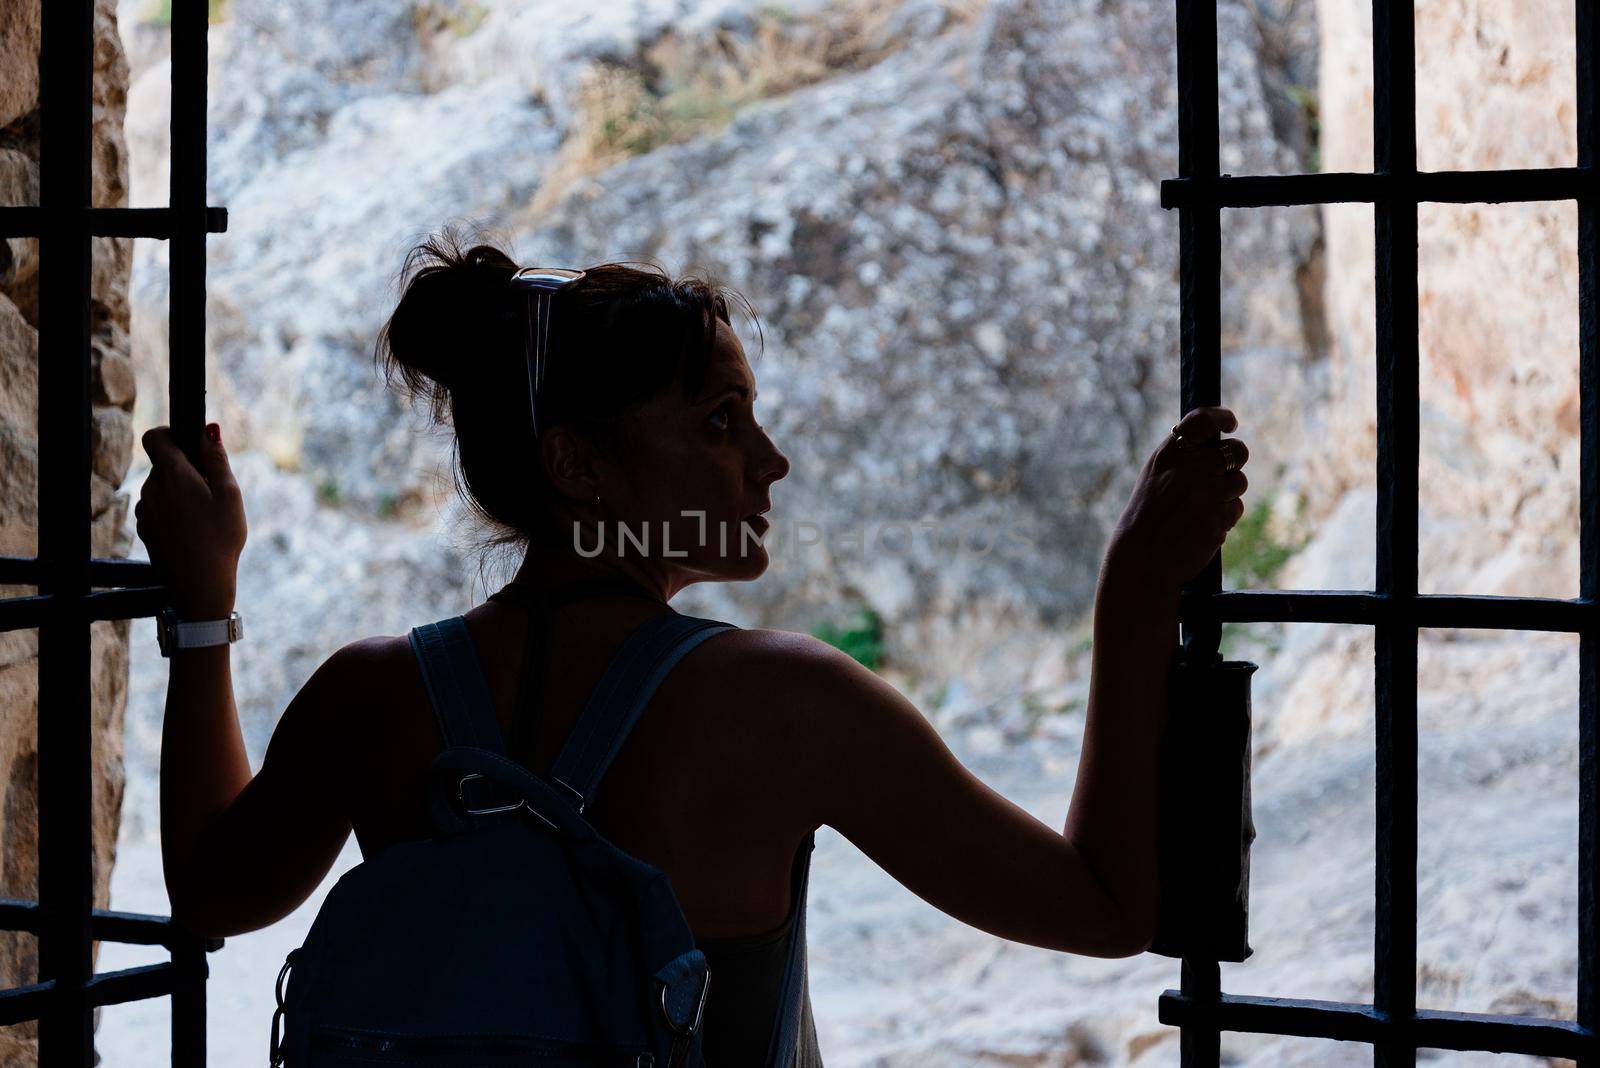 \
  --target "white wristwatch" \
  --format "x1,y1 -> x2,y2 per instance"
157,606 -> 243,657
